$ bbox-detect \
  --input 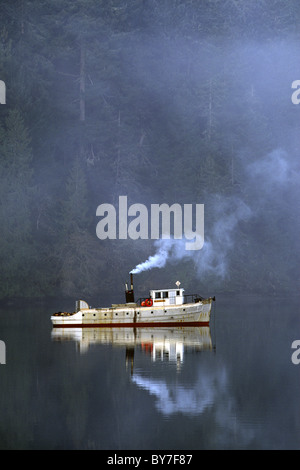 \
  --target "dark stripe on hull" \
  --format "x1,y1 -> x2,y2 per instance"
52,320 -> 210,328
